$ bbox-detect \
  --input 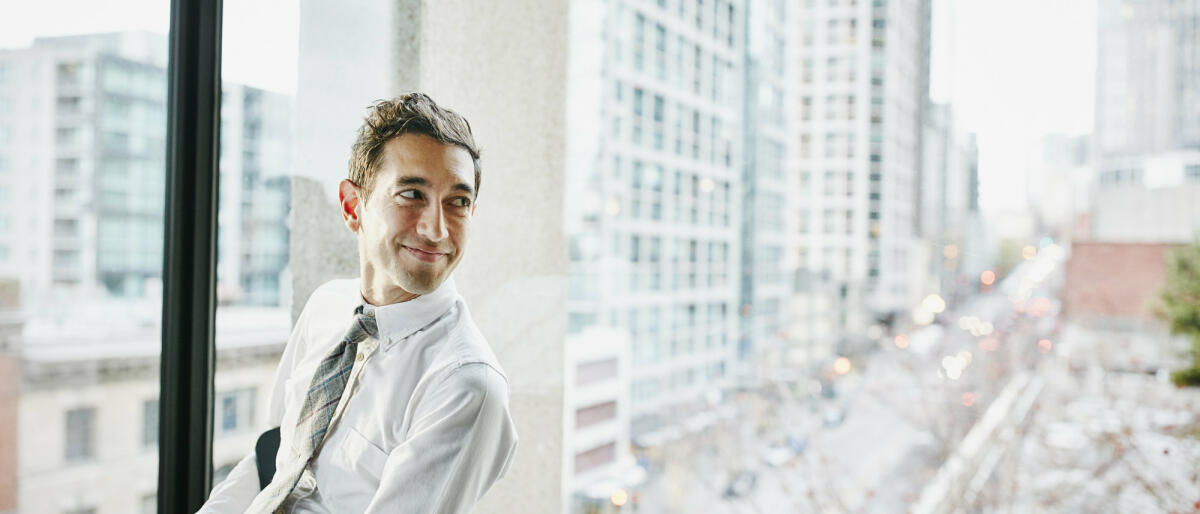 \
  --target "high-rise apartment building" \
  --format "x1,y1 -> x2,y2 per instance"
739,0 -> 794,377
0,33 -> 291,310
566,0 -> 744,443
793,0 -> 931,347
0,33 -> 168,304
918,103 -> 979,302
219,85 -> 292,306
